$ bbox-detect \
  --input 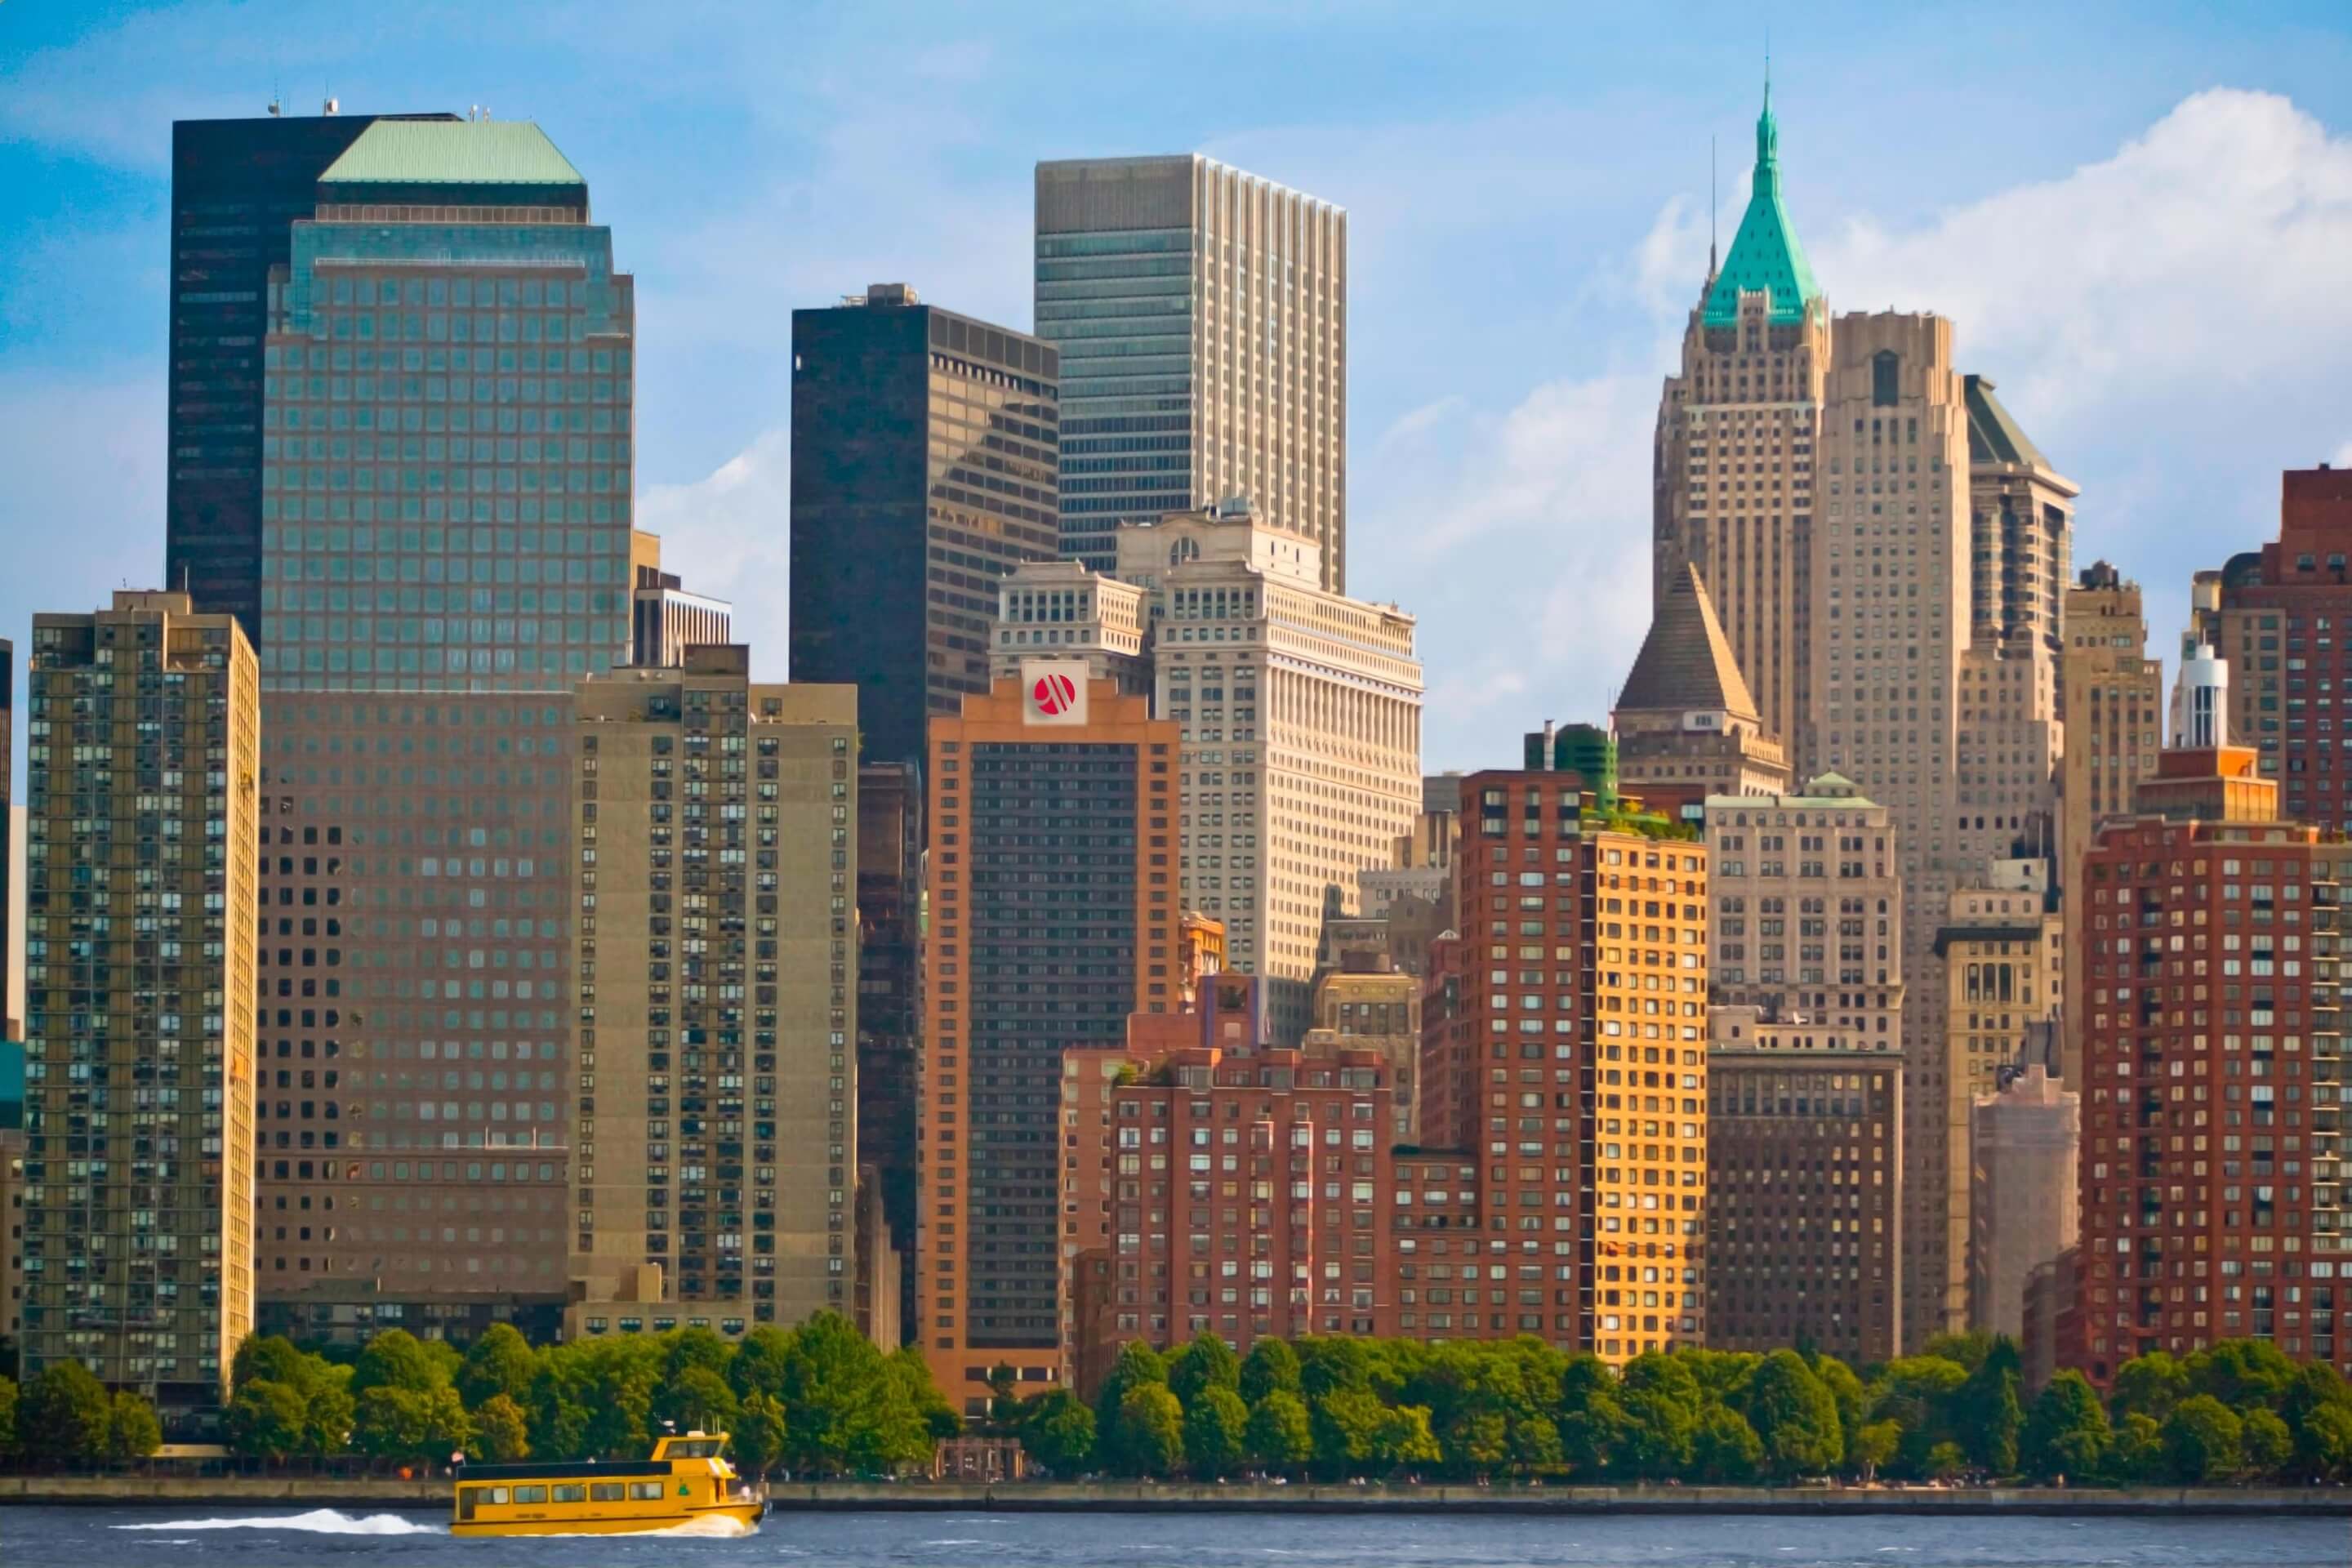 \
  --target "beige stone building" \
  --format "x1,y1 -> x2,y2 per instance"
1969,1062 -> 2078,1339
1115,504 -> 1421,1040
570,650 -> 858,1334
1807,310 -> 2065,1346
2060,562 -> 2163,1081
22,592 -> 258,1413
989,559 -> 1151,697
1652,83 -> 1828,752
1704,773 -> 1902,1048
1306,964 -> 1422,1145
1614,565 -> 1793,816
1932,871 -> 2063,1335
